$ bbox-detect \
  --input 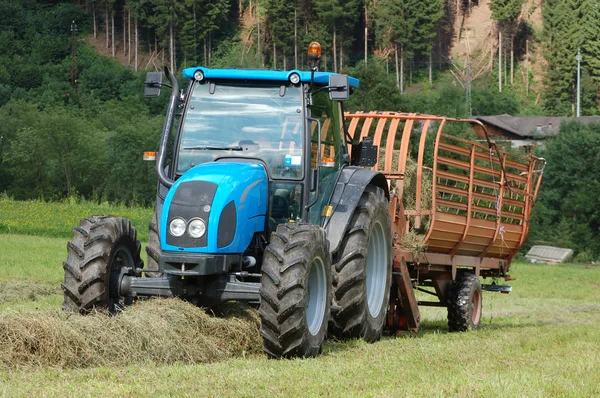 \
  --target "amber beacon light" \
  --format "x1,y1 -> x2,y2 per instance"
307,42 -> 322,70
